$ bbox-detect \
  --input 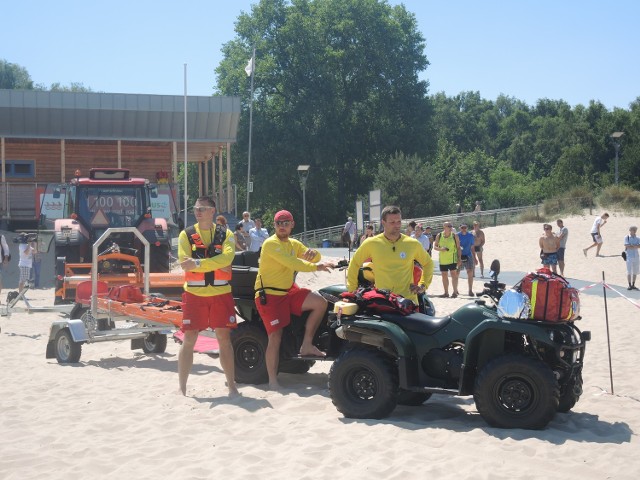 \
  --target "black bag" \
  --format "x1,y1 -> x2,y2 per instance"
622,251 -> 627,261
